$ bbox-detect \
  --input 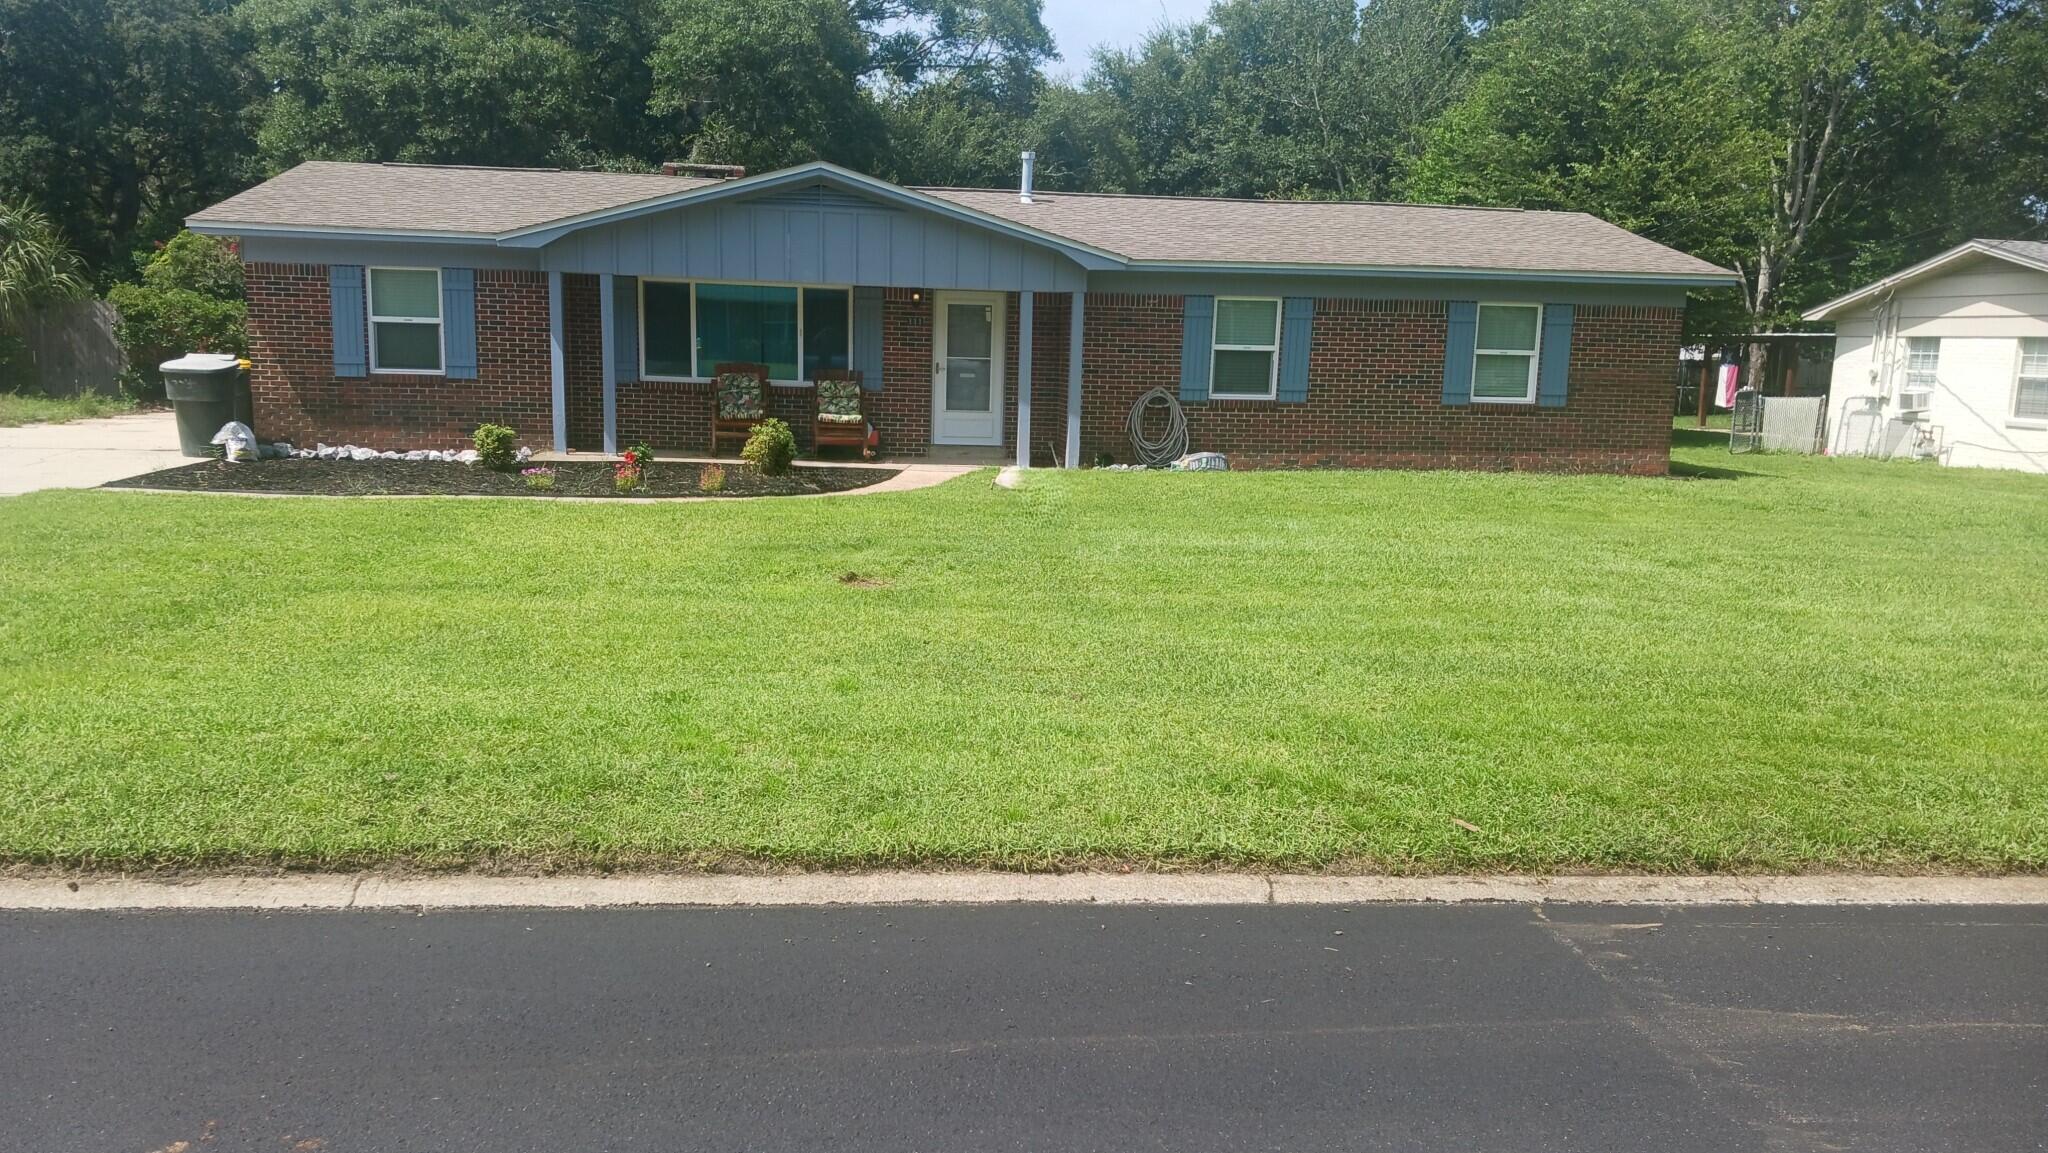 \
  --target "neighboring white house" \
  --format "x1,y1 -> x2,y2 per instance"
1805,238 -> 2048,473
